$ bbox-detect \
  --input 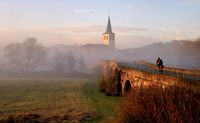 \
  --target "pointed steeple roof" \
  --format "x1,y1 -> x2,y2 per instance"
105,16 -> 113,34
